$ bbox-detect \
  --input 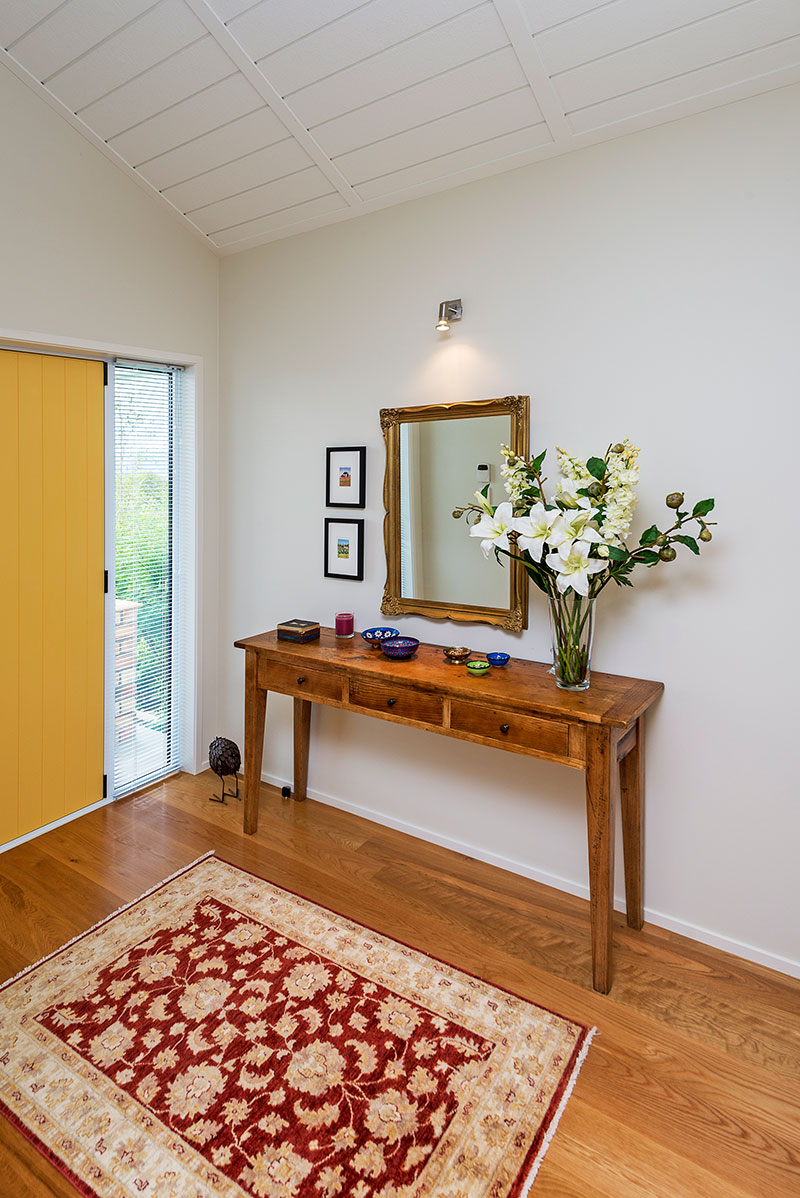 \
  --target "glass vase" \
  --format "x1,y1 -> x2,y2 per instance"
548,591 -> 595,691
